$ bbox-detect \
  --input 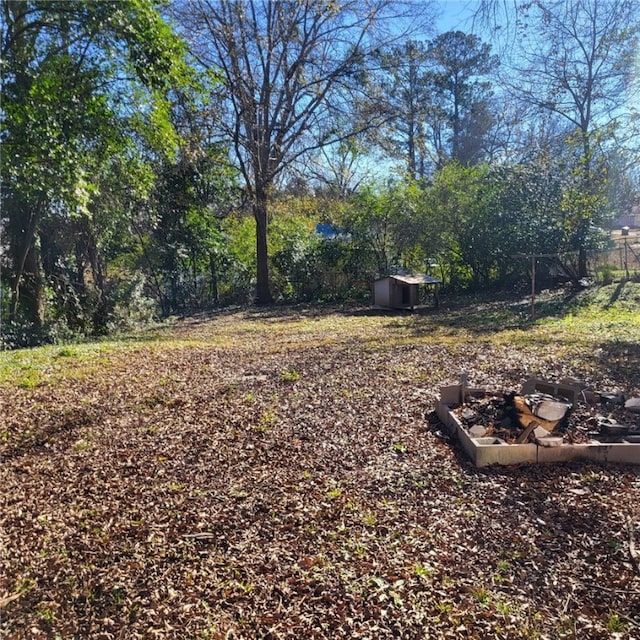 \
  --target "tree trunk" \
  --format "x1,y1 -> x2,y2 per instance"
578,245 -> 588,280
578,130 -> 591,279
254,186 -> 273,305
12,235 -> 44,328
209,254 -> 219,307
9,207 -> 44,328
85,222 -> 110,334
